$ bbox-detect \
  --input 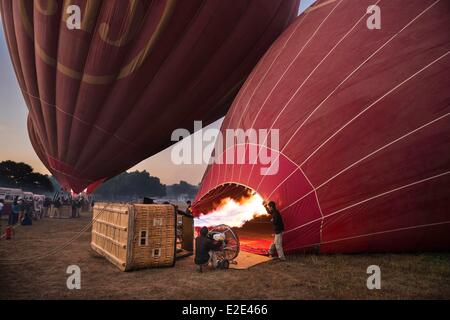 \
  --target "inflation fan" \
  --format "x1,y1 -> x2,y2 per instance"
208,224 -> 240,269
